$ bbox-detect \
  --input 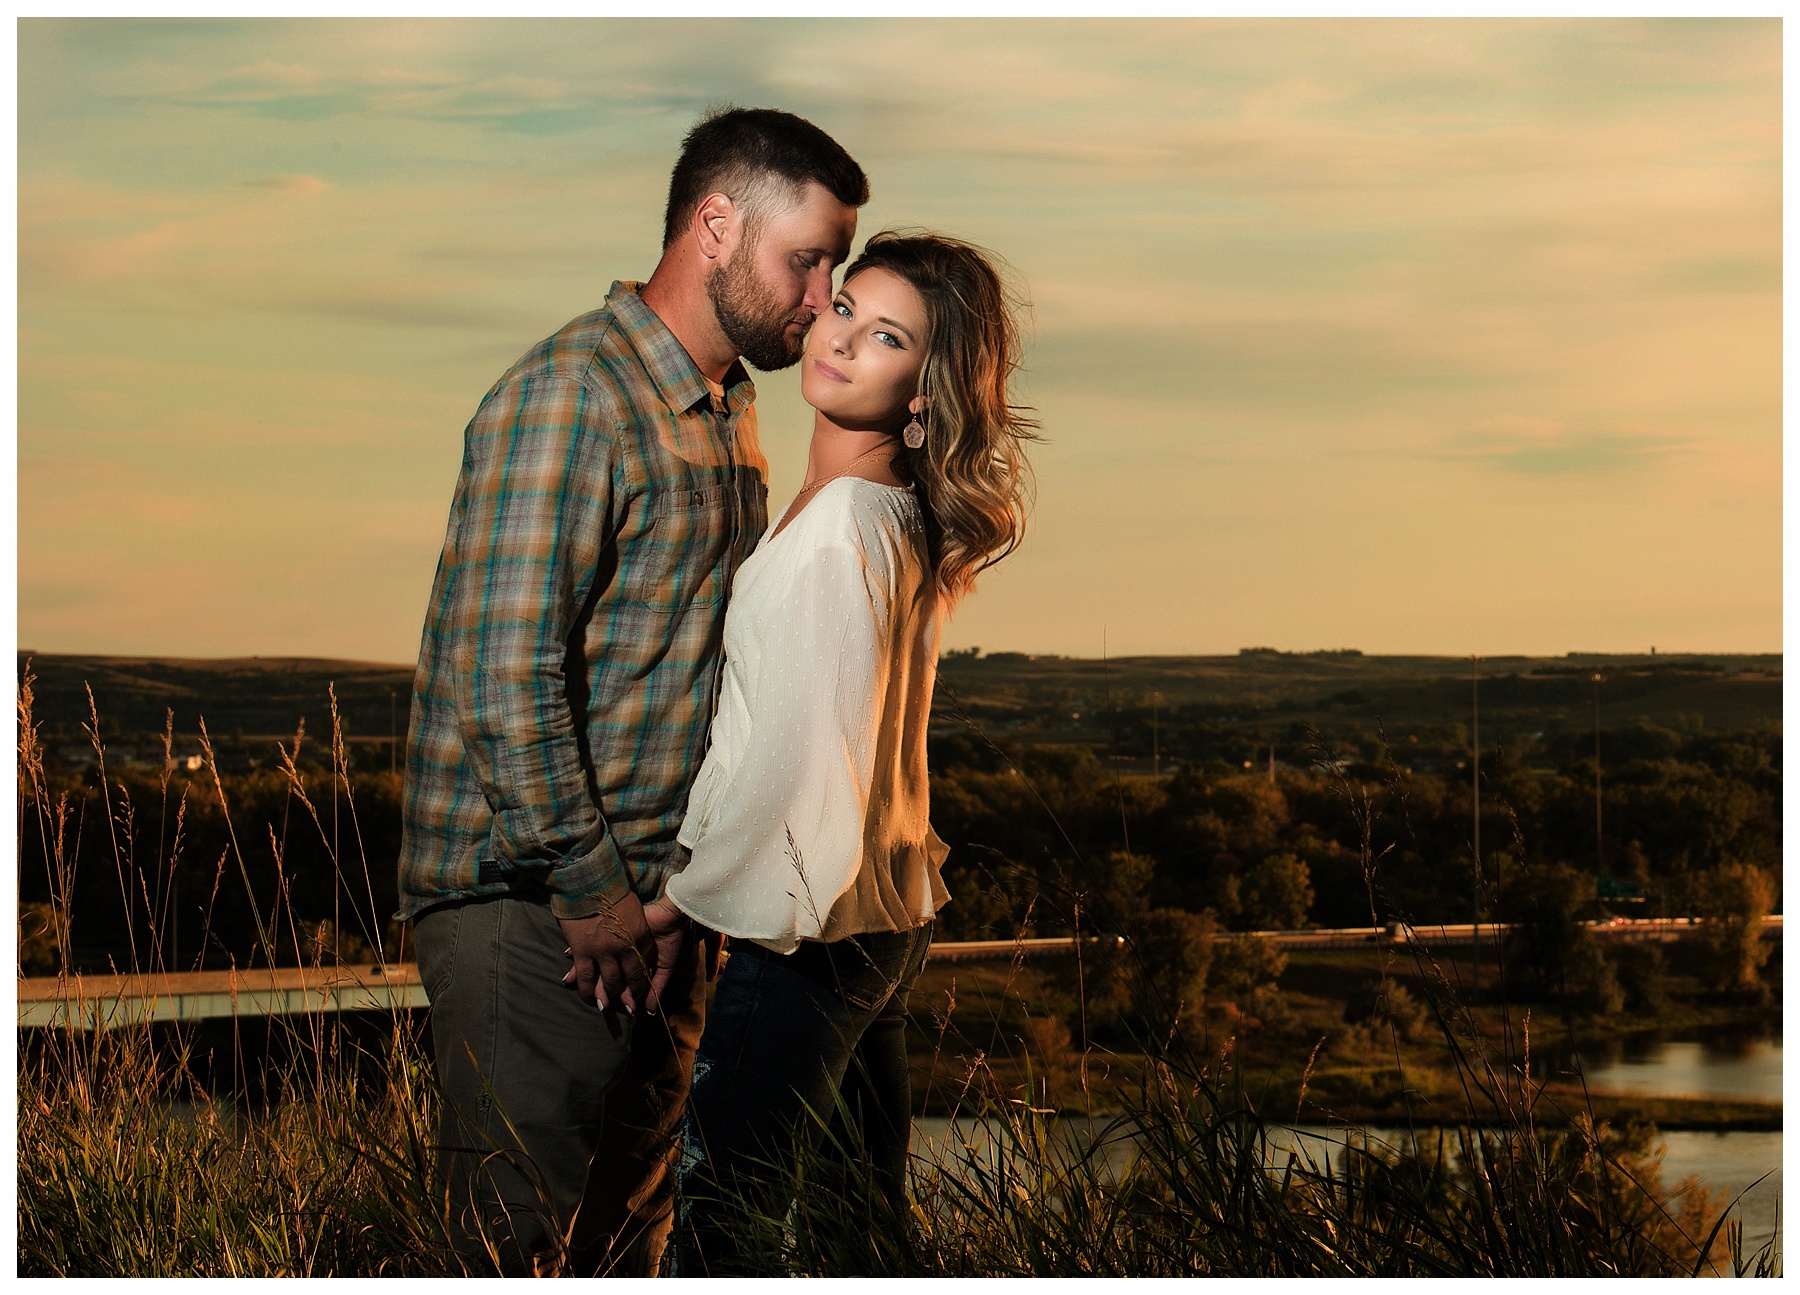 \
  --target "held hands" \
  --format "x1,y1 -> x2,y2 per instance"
558,893 -> 691,1015
558,892 -> 656,1015
641,897 -> 691,1013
